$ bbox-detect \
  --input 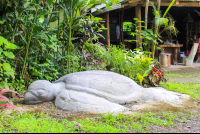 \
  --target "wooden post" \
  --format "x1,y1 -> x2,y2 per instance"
135,4 -> 142,48
106,12 -> 110,50
120,9 -> 125,45
145,0 -> 150,52
157,0 -> 161,12
145,0 -> 149,30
